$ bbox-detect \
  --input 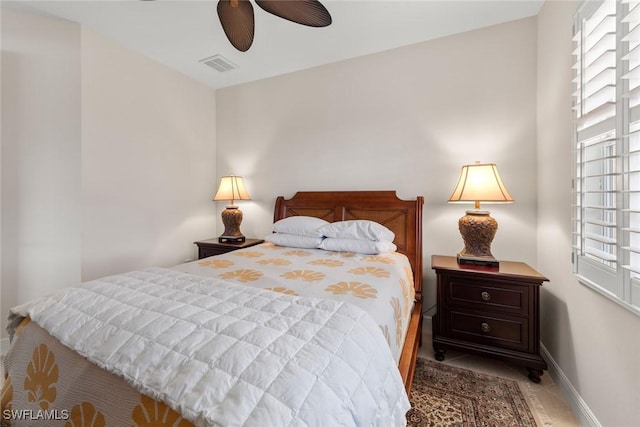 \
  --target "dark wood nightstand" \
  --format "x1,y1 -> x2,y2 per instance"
194,238 -> 264,259
431,255 -> 549,382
